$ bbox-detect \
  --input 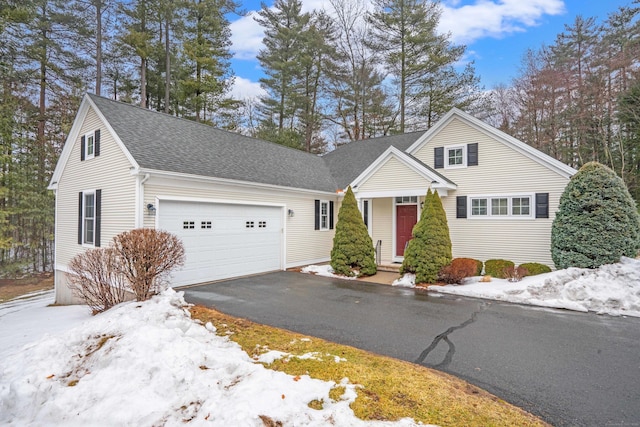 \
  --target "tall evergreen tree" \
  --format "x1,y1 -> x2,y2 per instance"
180,0 -> 238,123
255,0 -> 310,133
330,186 -> 376,277
551,162 -> 640,269
401,189 -> 452,284
366,0 -> 483,132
